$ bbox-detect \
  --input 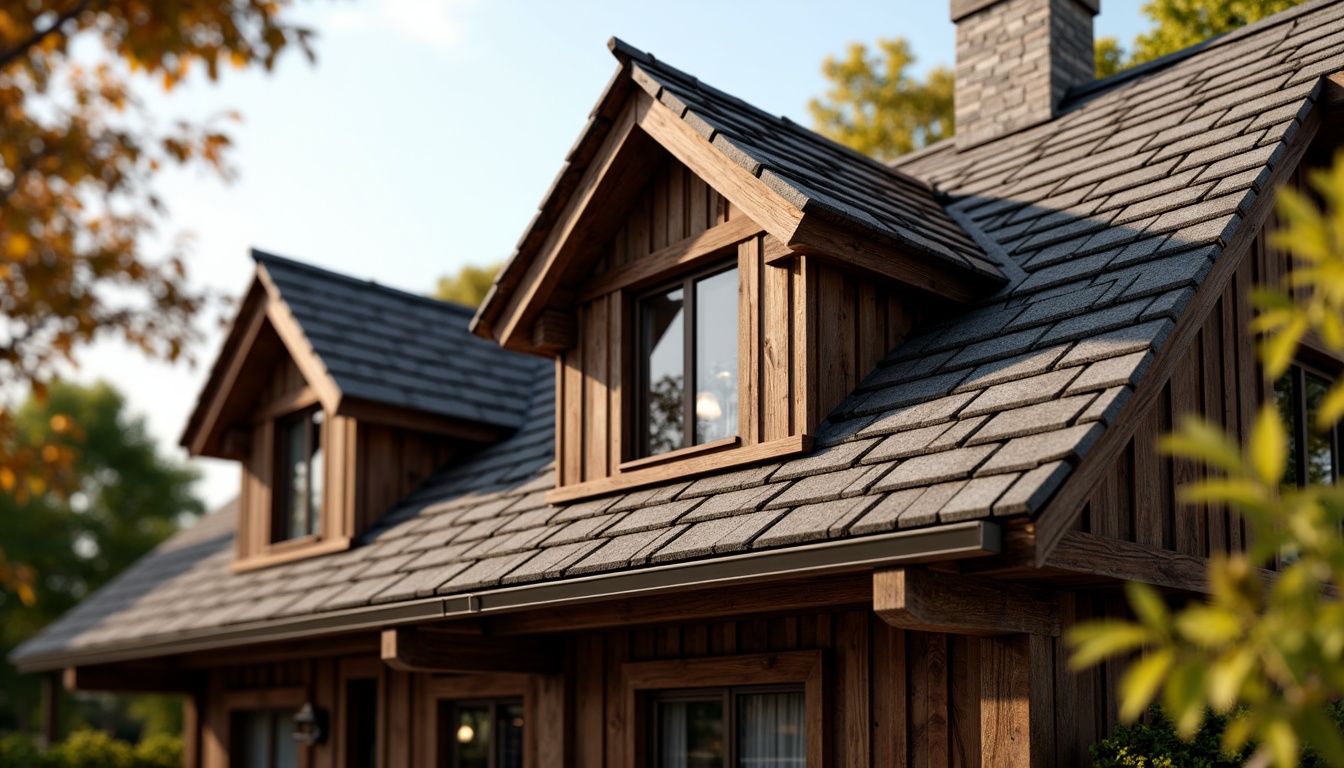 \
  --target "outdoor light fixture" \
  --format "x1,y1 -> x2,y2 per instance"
292,701 -> 328,746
